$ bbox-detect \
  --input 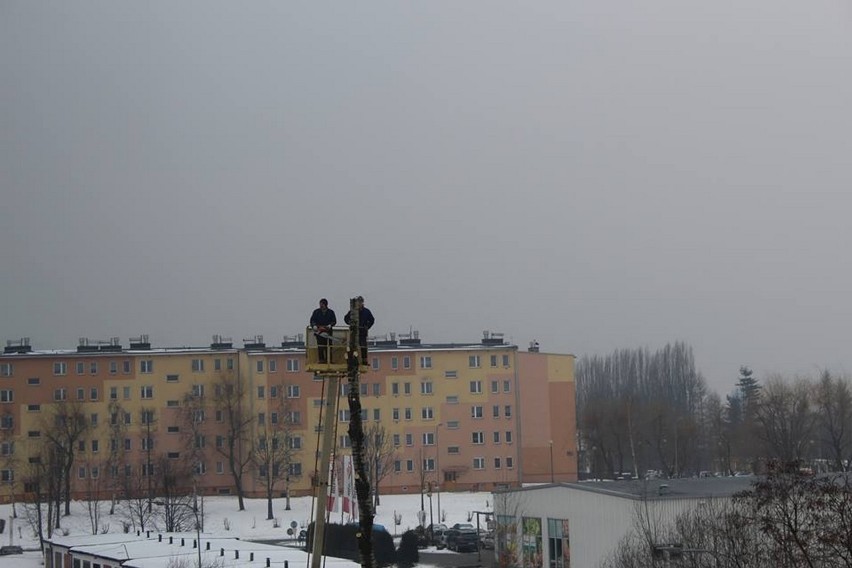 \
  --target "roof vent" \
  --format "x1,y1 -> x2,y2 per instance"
482,330 -> 505,345
369,332 -> 398,348
281,334 -> 305,348
99,337 -> 123,352
4,338 -> 32,354
243,335 -> 266,350
528,340 -> 540,353
129,335 -> 151,350
211,335 -> 234,350
399,329 -> 421,346
77,338 -> 99,353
